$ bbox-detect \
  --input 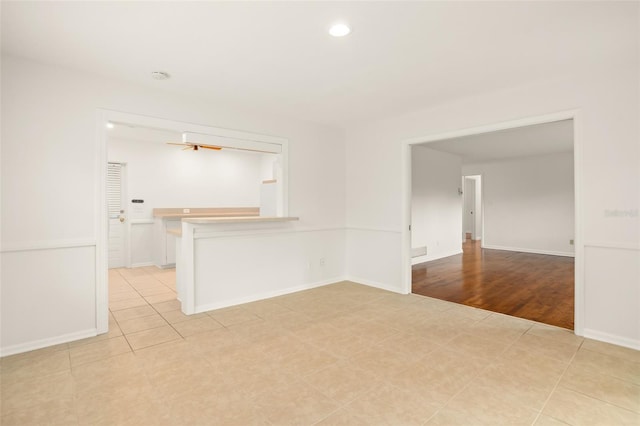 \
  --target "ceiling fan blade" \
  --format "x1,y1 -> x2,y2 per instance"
167,142 -> 220,151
